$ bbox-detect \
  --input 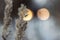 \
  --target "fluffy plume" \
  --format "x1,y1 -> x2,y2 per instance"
15,4 -> 27,40
2,0 -> 13,40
